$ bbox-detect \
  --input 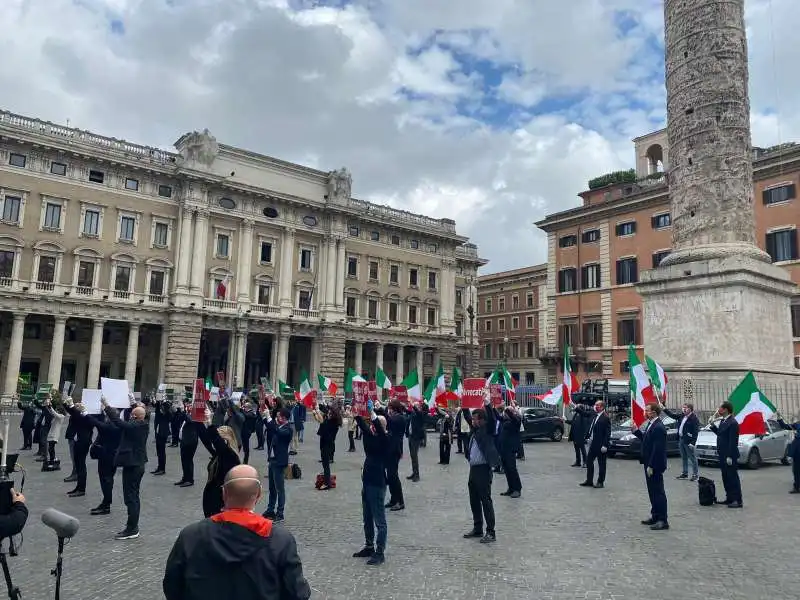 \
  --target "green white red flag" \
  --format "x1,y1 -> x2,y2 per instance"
298,371 -> 313,400
645,354 -> 667,402
562,346 -> 579,405
729,372 -> 776,435
628,345 -> 656,427
450,367 -> 463,399
344,368 -> 366,394
317,373 -> 337,396
375,368 -> 393,391
402,370 -> 421,402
